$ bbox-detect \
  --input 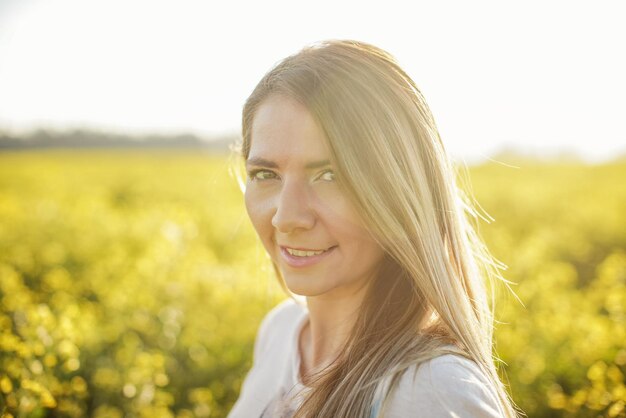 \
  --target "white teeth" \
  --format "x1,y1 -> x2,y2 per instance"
286,247 -> 327,257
